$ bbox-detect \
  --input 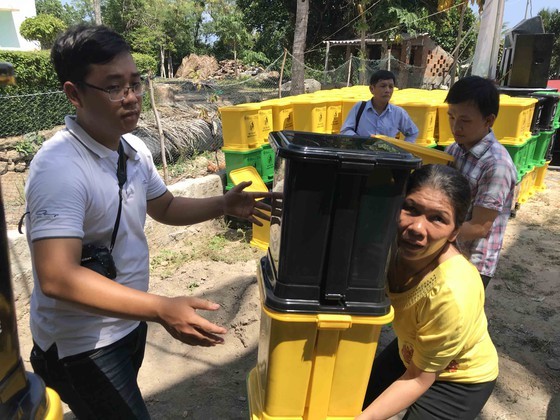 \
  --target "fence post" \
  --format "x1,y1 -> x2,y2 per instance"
347,55 -> 353,87
279,48 -> 288,98
147,73 -> 168,185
